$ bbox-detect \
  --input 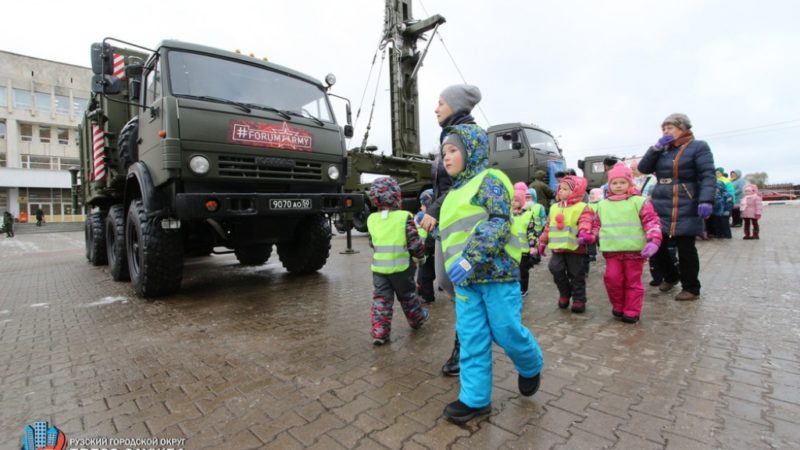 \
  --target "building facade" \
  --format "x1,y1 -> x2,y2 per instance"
0,50 -> 92,223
